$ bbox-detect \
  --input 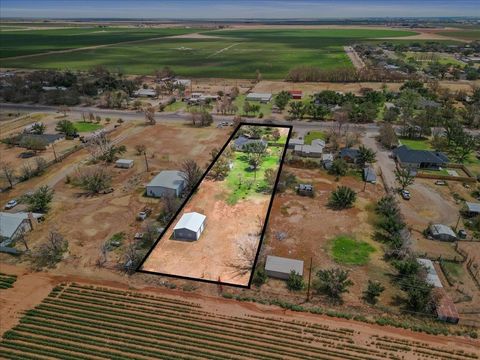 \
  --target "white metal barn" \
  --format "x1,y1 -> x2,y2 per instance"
146,170 -> 185,198
265,255 -> 304,280
173,212 -> 206,241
